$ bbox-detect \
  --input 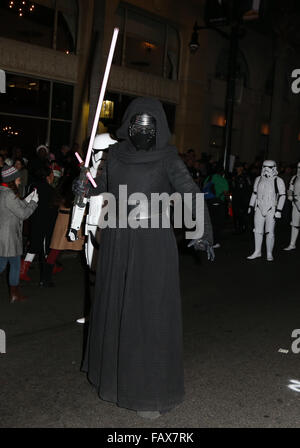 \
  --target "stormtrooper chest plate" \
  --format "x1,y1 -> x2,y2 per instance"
87,194 -> 104,226
257,177 -> 277,215
294,176 -> 300,199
